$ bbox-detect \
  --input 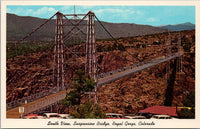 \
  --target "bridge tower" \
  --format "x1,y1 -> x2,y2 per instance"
85,11 -> 97,82
166,32 -> 171,80
85,11 -> 97,103
164,32 -> 172,106
177,32 -> 183,73
164,32 -> 182,106
53,12 -> 65,92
